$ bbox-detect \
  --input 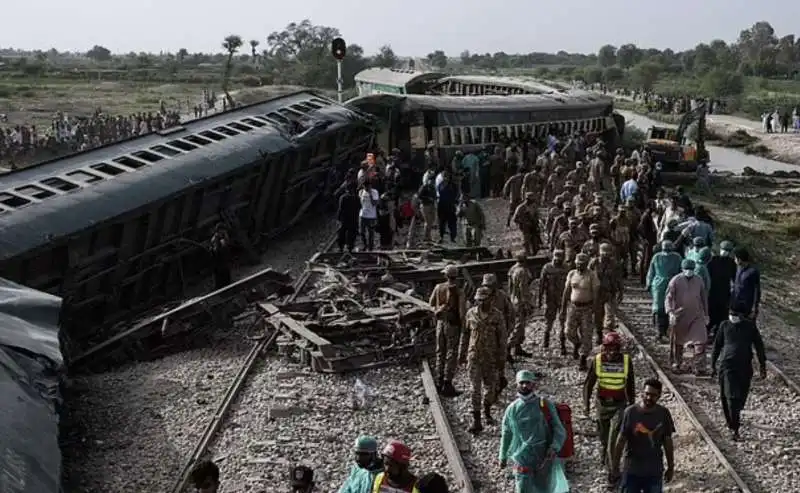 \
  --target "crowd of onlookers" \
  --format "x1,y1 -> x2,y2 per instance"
0,107 -> 182,169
